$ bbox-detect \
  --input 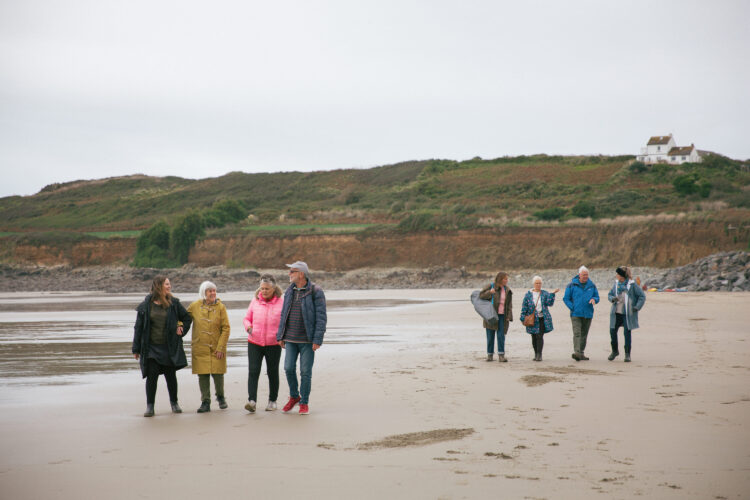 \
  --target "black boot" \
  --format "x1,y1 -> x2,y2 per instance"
217,396 -> 228,409
608,343 -> 619,361
624,349 -> 631,362
170,401 -> 182,413
197,401 -> 211,413
144,404 -> 154,417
